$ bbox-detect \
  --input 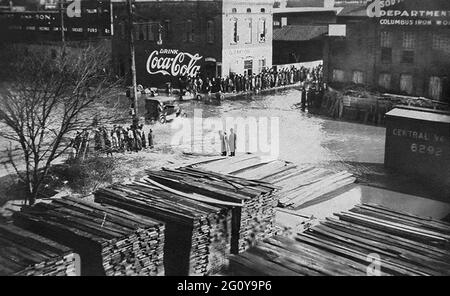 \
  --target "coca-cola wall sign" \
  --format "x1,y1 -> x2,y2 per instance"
146,49 -> 203,78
